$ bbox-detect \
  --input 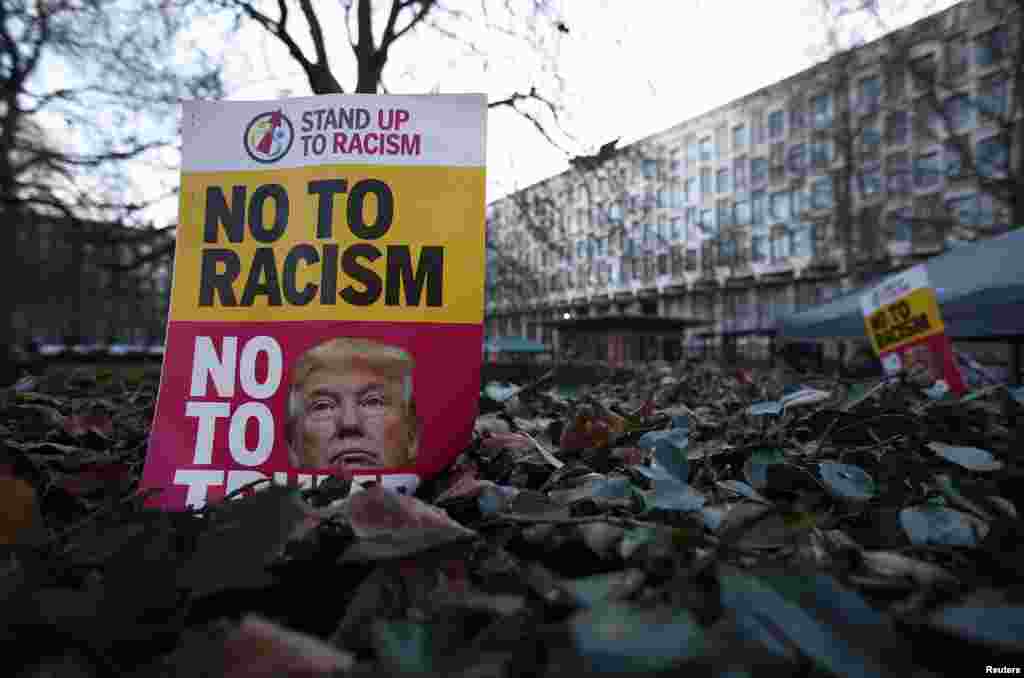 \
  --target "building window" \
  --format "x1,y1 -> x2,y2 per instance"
978,75 -> 1008,118
671,217 -> 683,242
751,235 -> 768,262
716,168 -> 730,193
657,188 -> 668,208
734,156 -> 748,192
792,187 -> 808,217
751,157 -> 768,186
751,190 -> 765,224
943,93 -> 972,131
715,124 -> 728,160
859,161 -> 882,196
642,159 -> 657,179
914,151 -> 942,189
787,143 -> 807,176
860,124 -> 882,154
768,110 -> 785,139
978,135 -> 1009,178
685,177 -> 697,203
671,185 -> 684,208
811,93 -> 831,128
945,141 -> 967,180
790,223 -> 815,258
790,104 -> 806,130
770,191 -> 790,222
717,200 -> 732,228
700,136 -> 713,162
859,75 -> 881,114
890,207 -> 912,243
699,208 -> 716,237
886,111 -> 909,145
946,34 -> 969,78
719,238 -> 737,265
811,177 -> 833,209
770,229 -> 790,261
811,137 -> 831,168
976,26 -> 1008,68
887,152 -> 911,194
946,194 -> 979,228
687,138 -> 699,164
735,199 -> 750,225
700,168 -> 712,194
979,194 -> 1005,231
686,206 -> 697,234
732,124 -> 747,149
609,201 -> 624,224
